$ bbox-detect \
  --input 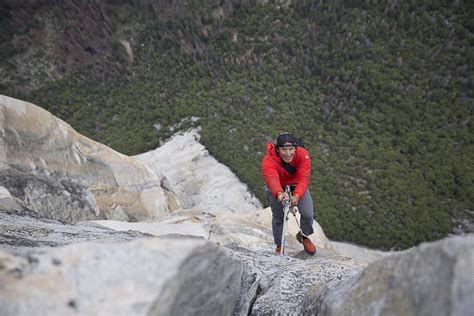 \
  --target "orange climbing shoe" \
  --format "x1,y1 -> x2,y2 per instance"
275,245 -> 284,255
296,232 -> 316,255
